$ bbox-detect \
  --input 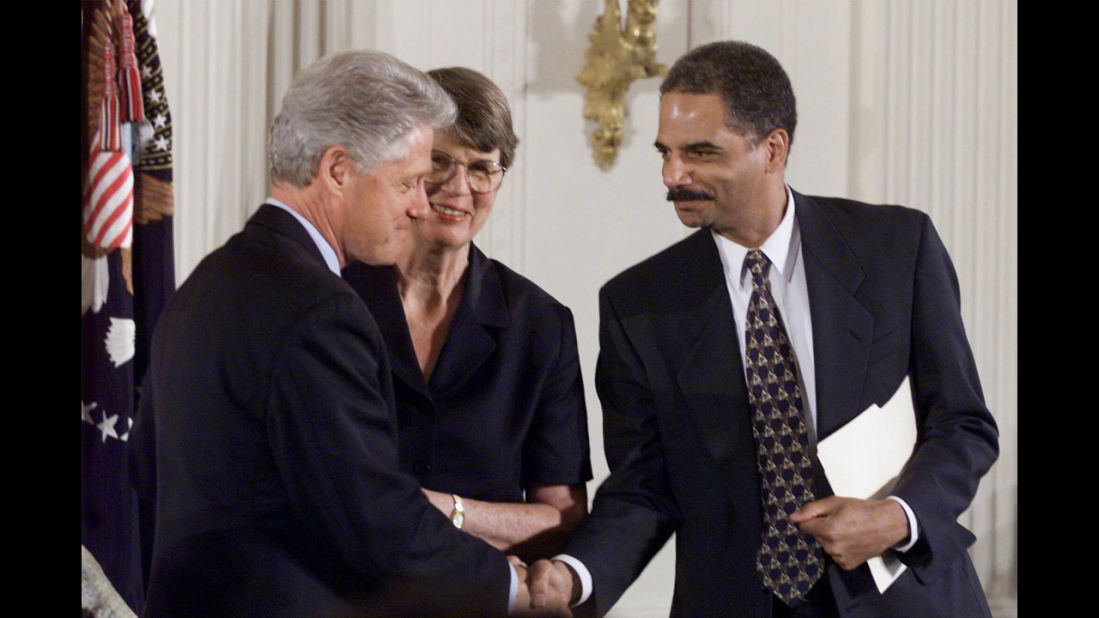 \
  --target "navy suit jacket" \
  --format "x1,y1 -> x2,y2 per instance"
129,204 -> 511,616
342,245 -> 593,505
564,191 -> 999,617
